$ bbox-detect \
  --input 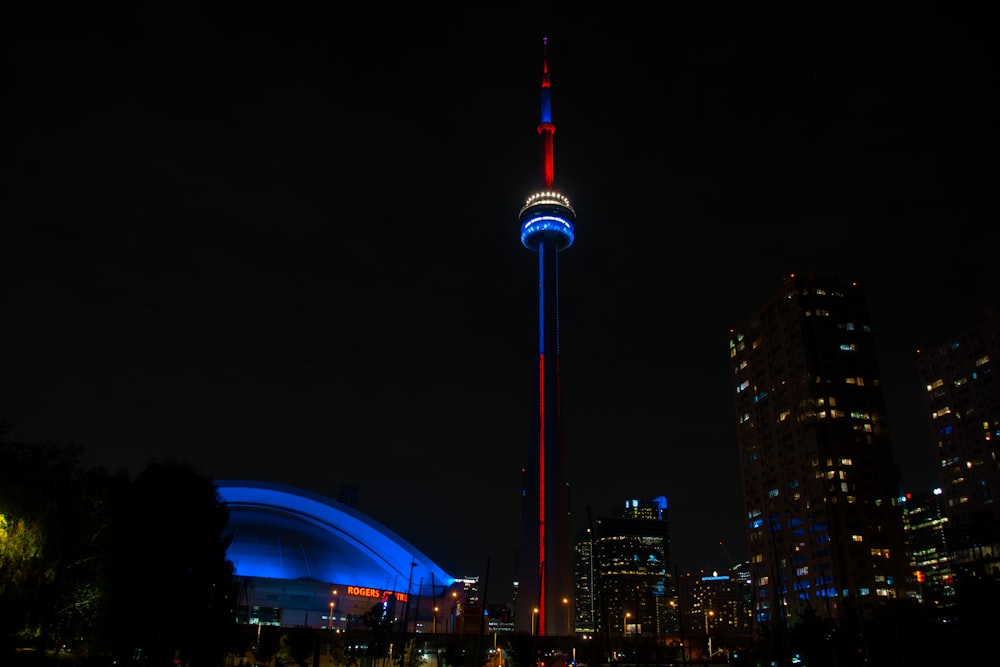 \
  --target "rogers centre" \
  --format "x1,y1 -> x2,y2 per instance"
216,480 -> 460,630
